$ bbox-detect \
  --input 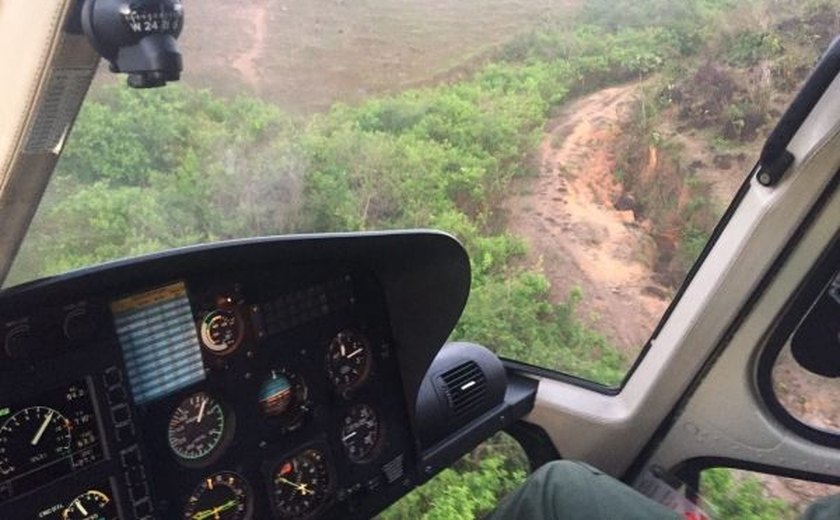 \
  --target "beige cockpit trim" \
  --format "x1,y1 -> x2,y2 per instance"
0,0 -> 100,283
